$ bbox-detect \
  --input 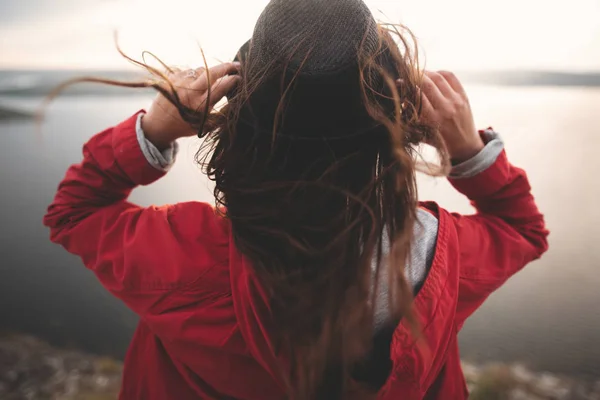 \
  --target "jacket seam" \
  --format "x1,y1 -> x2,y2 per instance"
393,204 -> 450,386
